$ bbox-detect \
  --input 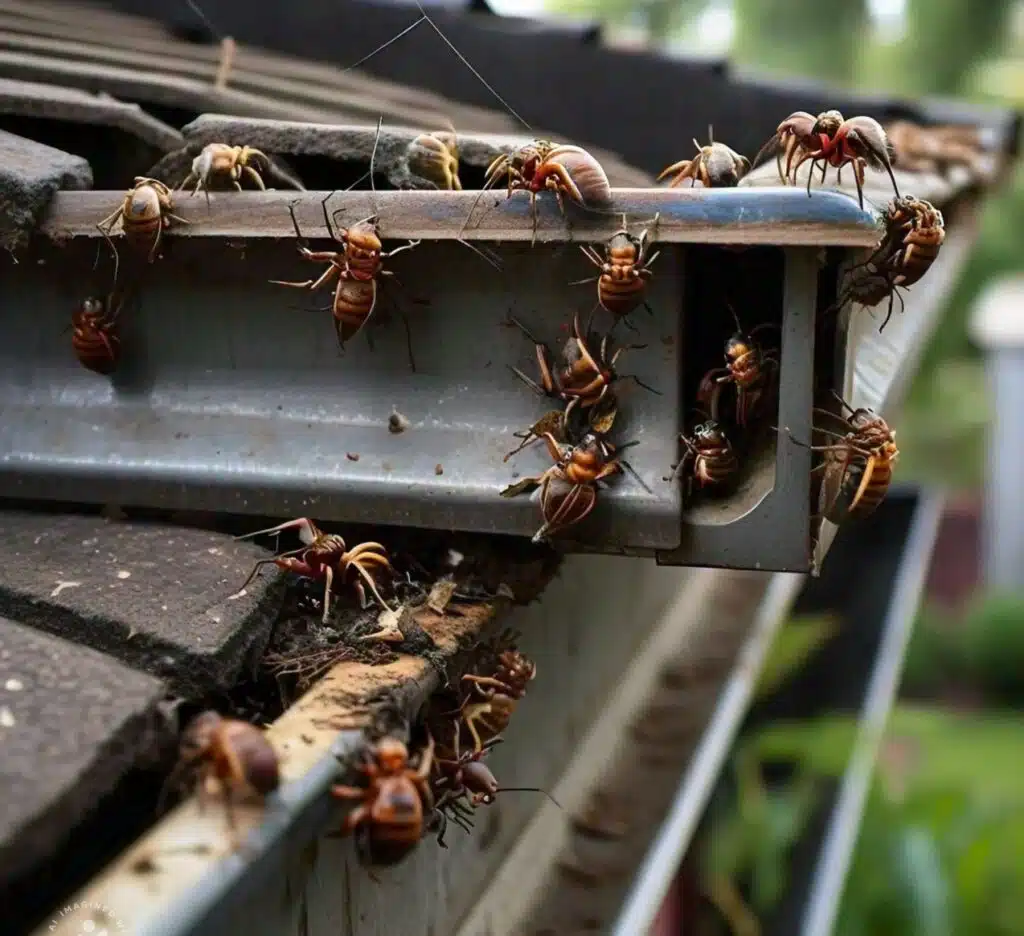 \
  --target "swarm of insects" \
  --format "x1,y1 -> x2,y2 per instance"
697,307 -> 780,428
270,194 -> 420,364
234,516 -> 394,622
801,394 -> 899,524
665,420 -> 739,494
885,120 -> 987,180
168,711 -> 280,846
407,128 -> 462,190
657,131 -> 750,188
97,177 -> 188,265
332,735 -> 436,866
574,214 -> 661,325
755,109 -> 900,209
832,195 -> 945,331
71,295 -> 121,376
482,140 -> 612,243
179,143 -> 271,197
